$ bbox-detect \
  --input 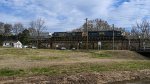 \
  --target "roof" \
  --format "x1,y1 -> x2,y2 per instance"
3,40 -> 21,43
